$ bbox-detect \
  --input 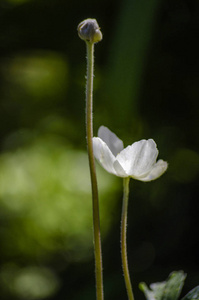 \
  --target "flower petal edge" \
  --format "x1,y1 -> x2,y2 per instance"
92,137 -> 117,175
